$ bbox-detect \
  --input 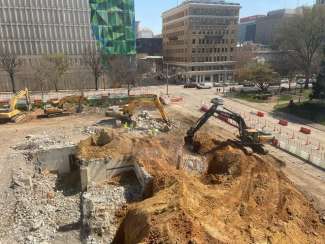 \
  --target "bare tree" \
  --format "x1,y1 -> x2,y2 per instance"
238,63 -> 279,92
82,49 -> 103,90
45,53 -> 70,92
104,55 -> 136,95
0,51 -> 22,93
268,51 -> 299,90
277,6 -> 325,88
